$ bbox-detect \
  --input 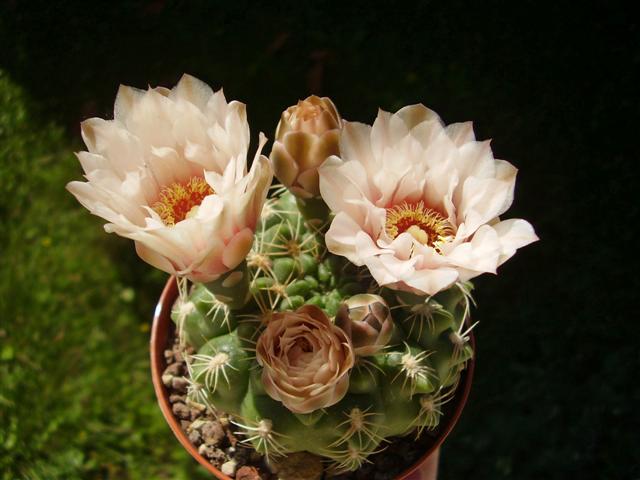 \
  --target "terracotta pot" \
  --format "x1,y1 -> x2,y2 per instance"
151,277 -> 475,480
